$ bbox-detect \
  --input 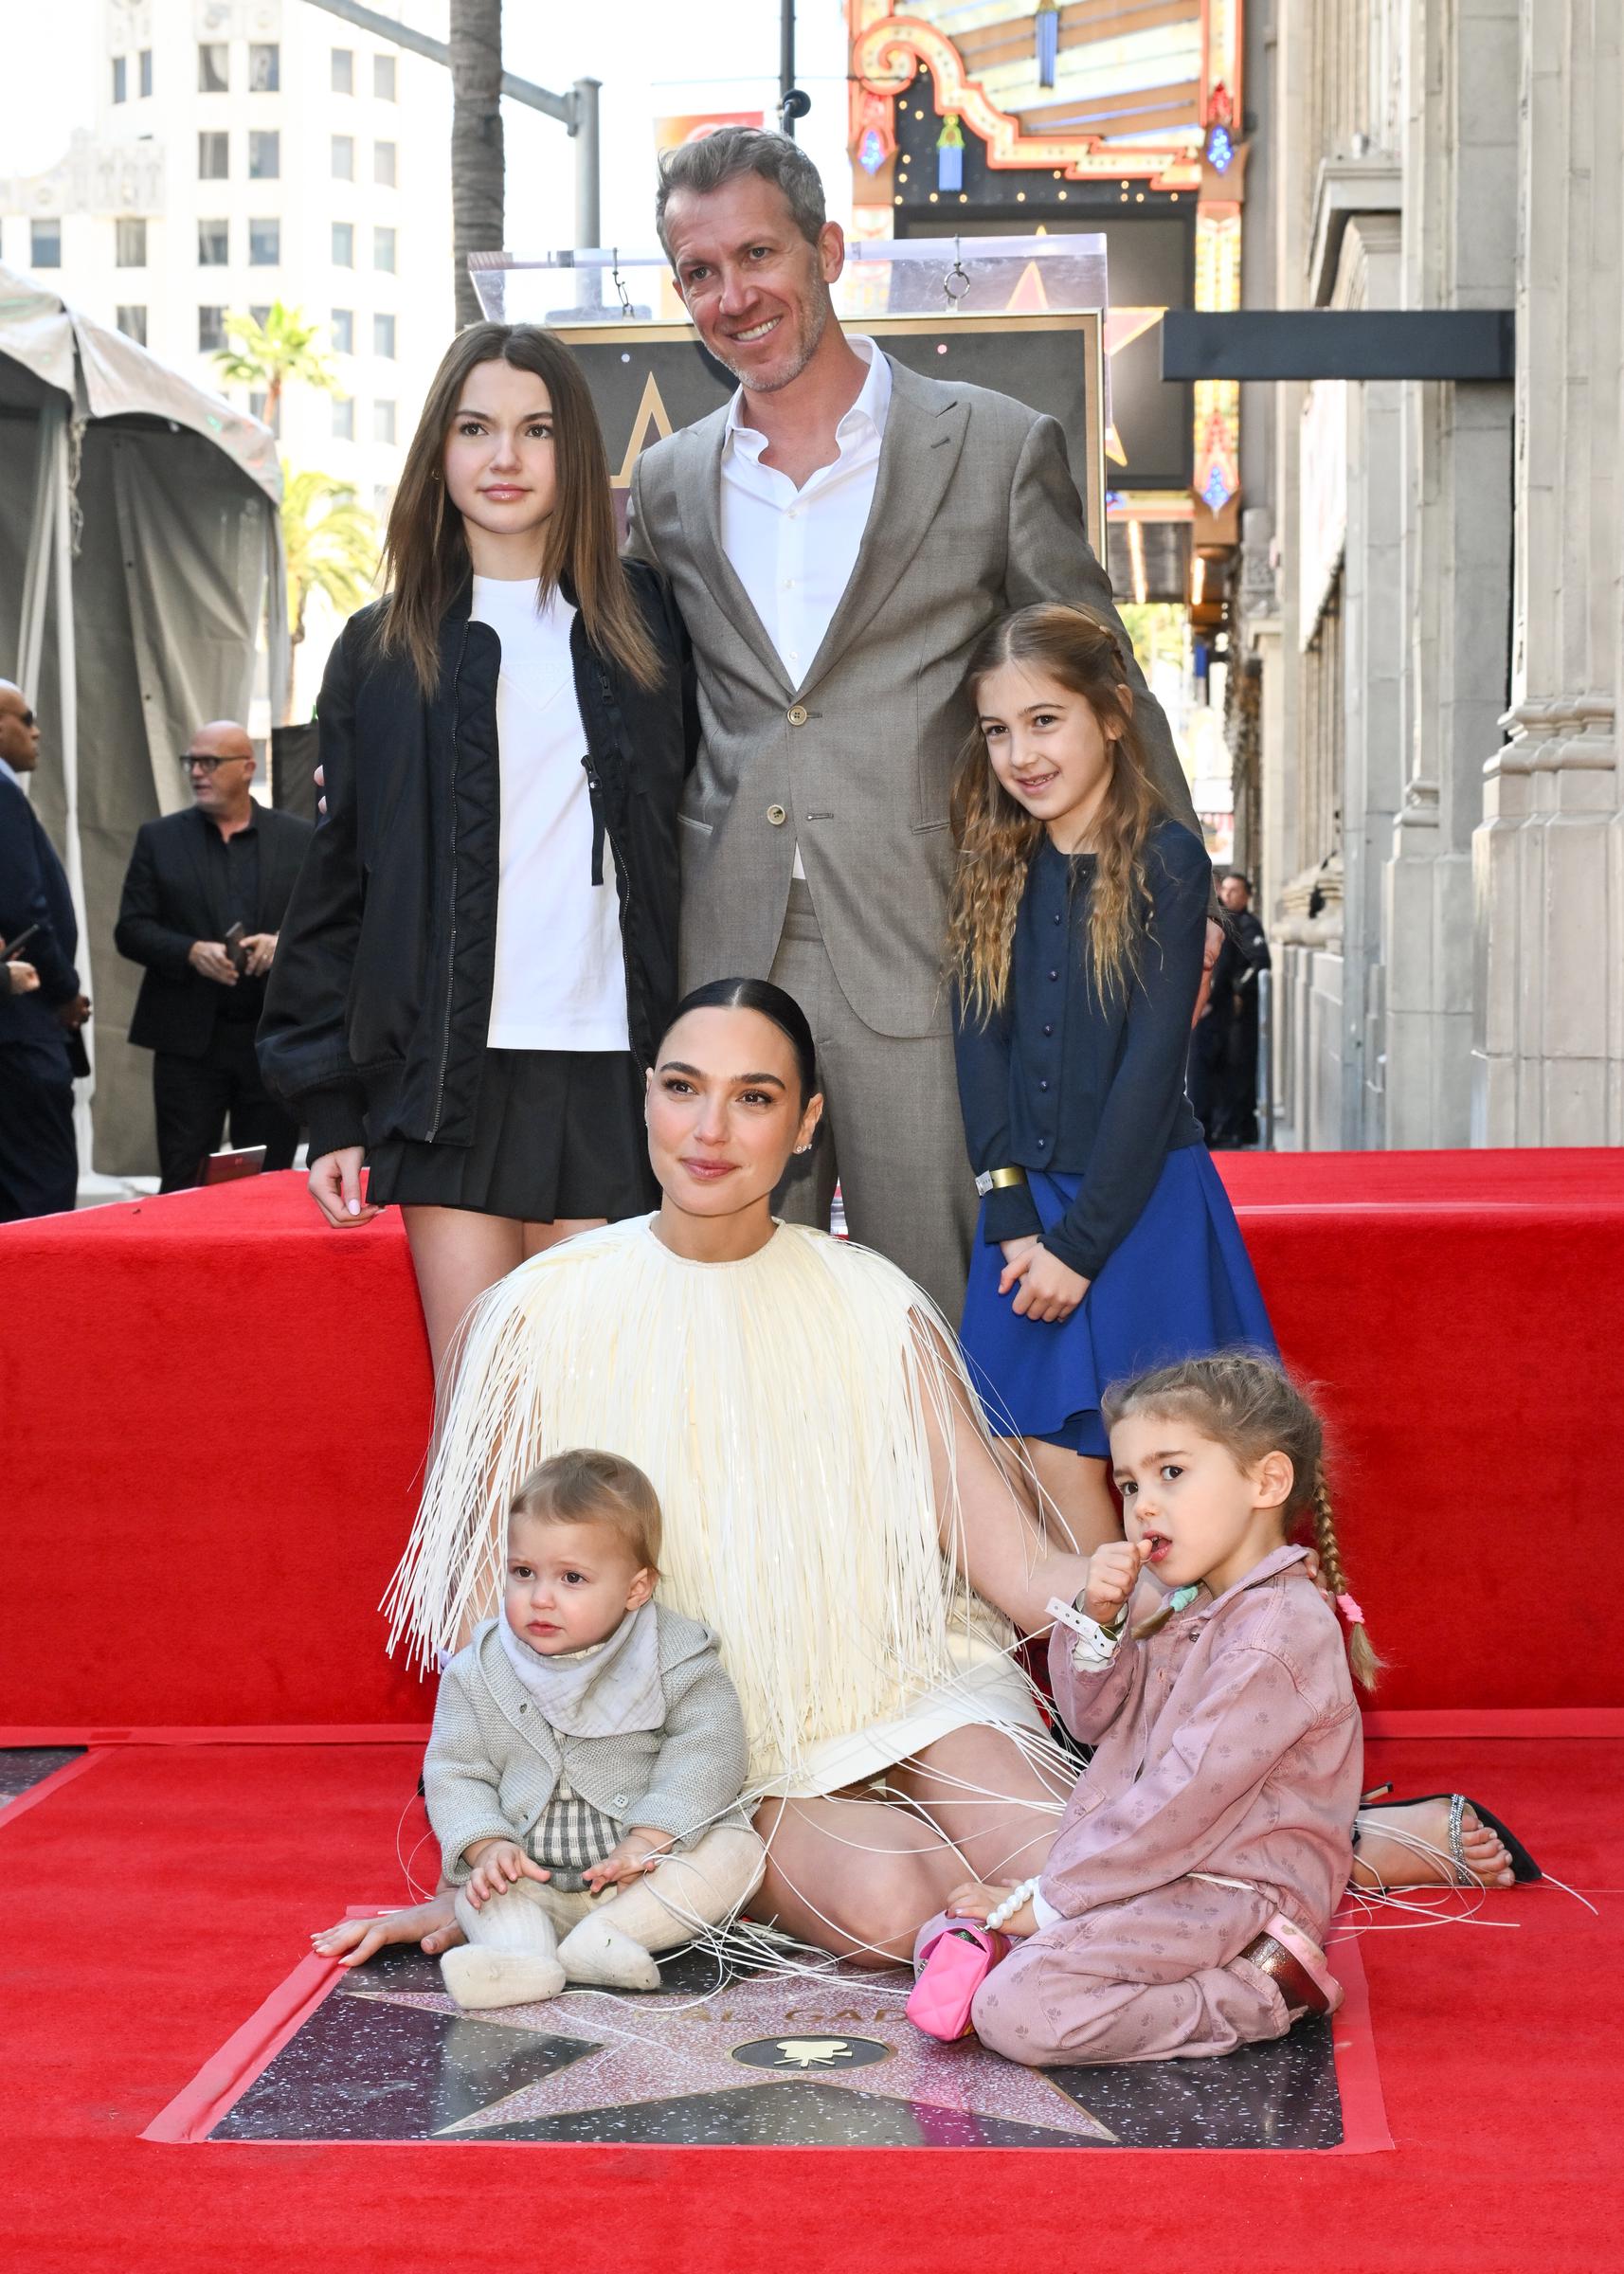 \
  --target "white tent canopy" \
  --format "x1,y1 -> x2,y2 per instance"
0,264 -> 287,1177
